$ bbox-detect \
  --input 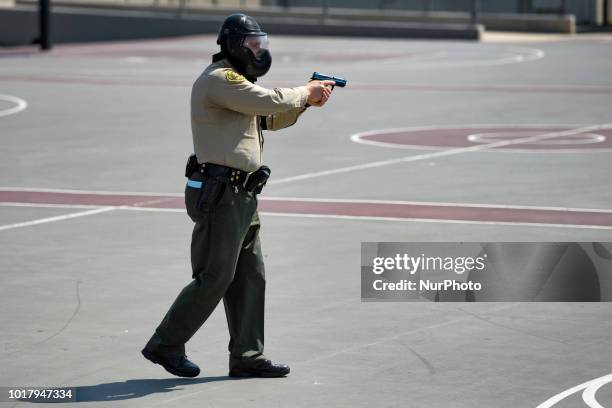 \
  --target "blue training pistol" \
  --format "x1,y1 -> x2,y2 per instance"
310,72 -> 348,89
